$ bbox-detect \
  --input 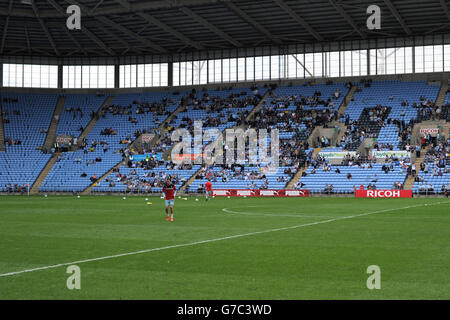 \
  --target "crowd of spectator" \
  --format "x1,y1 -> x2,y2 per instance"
3,183 -> 29,193
198,165 -> 268,182
65,106 -> 84,119
104,169 -> 183,193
